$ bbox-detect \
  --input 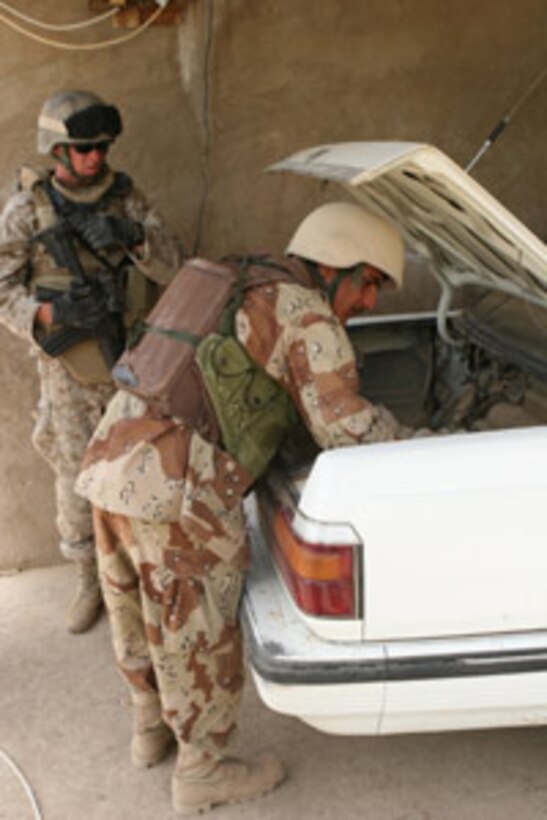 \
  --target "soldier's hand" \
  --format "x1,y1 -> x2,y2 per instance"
51,288 -> 107,330
75,214 -> 145,251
